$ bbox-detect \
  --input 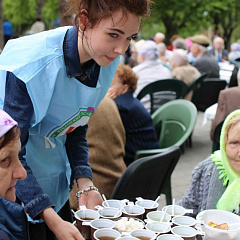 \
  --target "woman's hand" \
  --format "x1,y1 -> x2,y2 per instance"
77,177 -> 103,209
40,208 -> 84,240
78,189 -> 103,209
